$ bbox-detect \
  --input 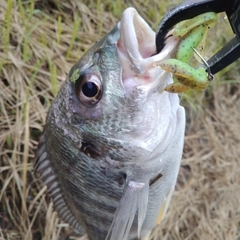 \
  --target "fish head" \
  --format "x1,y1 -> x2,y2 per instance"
52,7 -> 181,161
